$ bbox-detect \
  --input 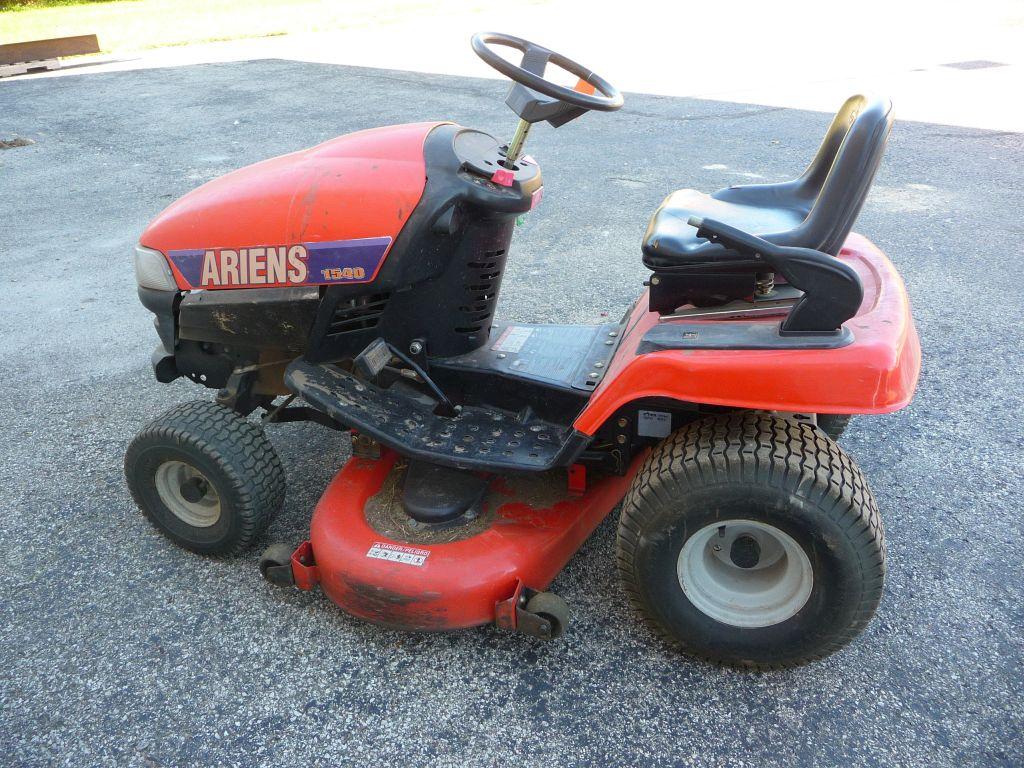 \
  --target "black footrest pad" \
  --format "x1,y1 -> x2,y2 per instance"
285,360 -> 586,472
